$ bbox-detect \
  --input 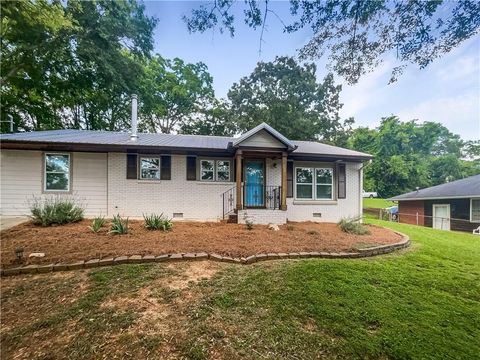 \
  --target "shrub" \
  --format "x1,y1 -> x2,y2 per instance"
110,214 -> 129,235
307,229 -> 319,235
245,219 -> 254,230
30,196 -> 84,226
89,216 -> 106,233
338,218 -> 371,235
286,224 -> 295,231
143,213 -> 173,231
